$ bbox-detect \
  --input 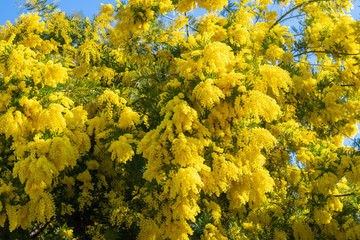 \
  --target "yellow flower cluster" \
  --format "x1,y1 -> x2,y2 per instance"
177,0 -> 228,12
108,134 -> 135,164
258,65 -> 292,97
236,90 -> 281,122
1,0 -> 360,239
197,13 -> 227,41
192,78 -> 224,108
